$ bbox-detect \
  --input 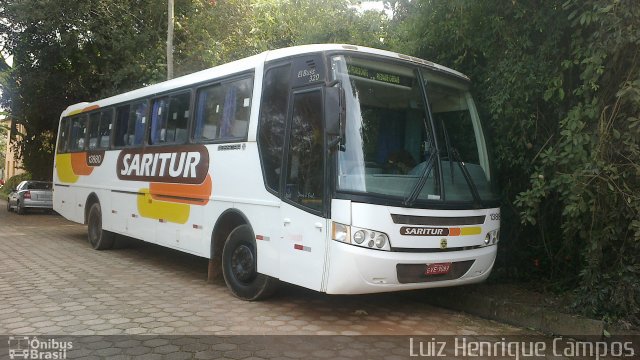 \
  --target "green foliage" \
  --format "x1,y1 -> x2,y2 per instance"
394,0 -> 639,325
172,0 -> 389,76
0,0 -> 167,179
0,120 -> 7,165
0,172 -> 31,195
